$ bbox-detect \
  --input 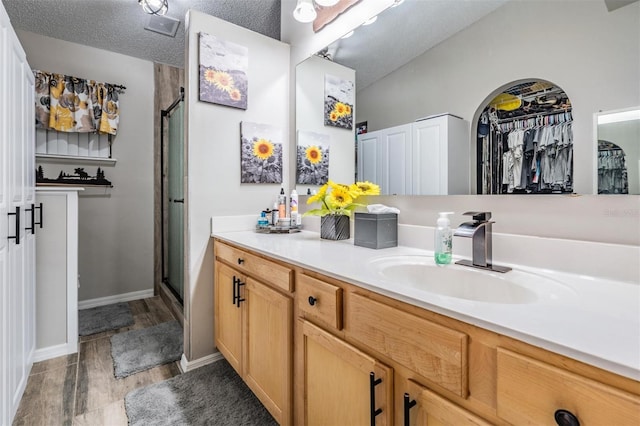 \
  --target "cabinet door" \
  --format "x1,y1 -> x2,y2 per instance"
244,277 -> 292,425
214,261 -> 244,375
301,320 -> 393,426
412,118 -> 445,195
404,380 -> 491,426
357,132 -> 381,190
383,124 -> 412,196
